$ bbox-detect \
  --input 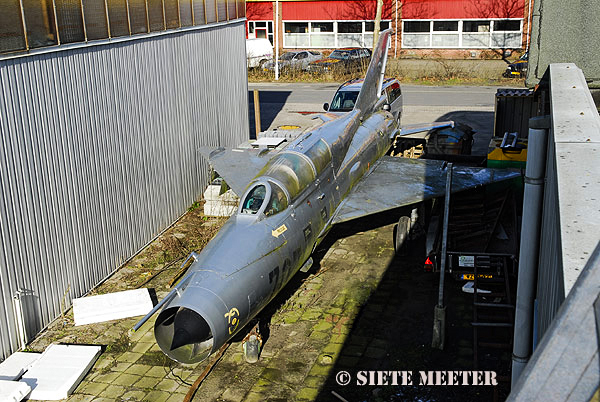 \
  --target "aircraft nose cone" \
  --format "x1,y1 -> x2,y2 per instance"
170,308 -> 207,350
170,327 -> 192,351
155,306 -> 214,364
